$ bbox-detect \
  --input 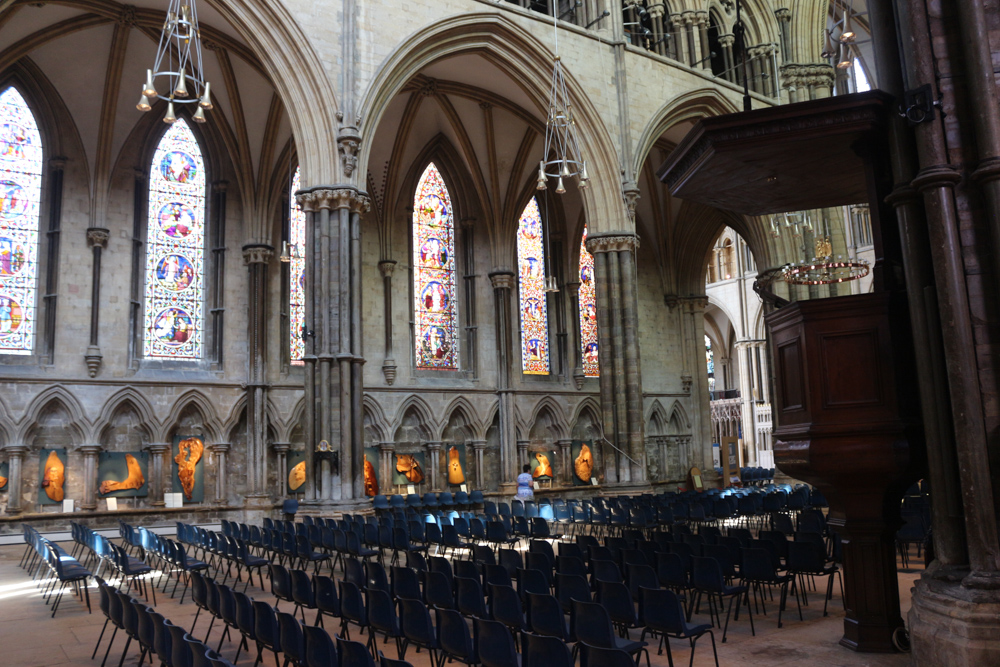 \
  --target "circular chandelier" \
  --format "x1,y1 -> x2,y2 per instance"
782,236 -> 869,286
136,0 -> 213,124
537,56 -> 589,194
